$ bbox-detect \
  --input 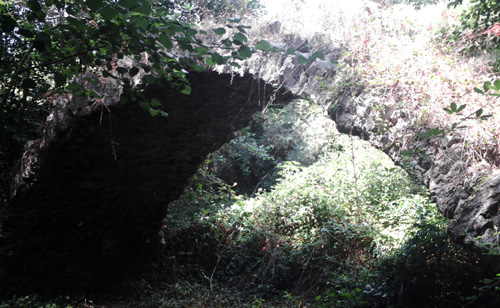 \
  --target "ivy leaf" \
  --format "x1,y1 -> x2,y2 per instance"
255,40 -> 271,51
213,28 -> 226,35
